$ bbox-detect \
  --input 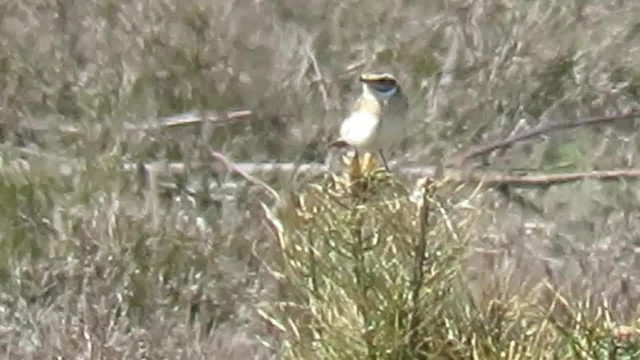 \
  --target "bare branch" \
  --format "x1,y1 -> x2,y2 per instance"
122,161 -> 331,178
11,110 -> 255,135
208,150 -> 281,201
125,110 -> 254,131
5,143 -> 640,190
452,111 -> 640,166
460,168 -> 640,186
337,60 -> 366,80
306,48 -> 330,111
